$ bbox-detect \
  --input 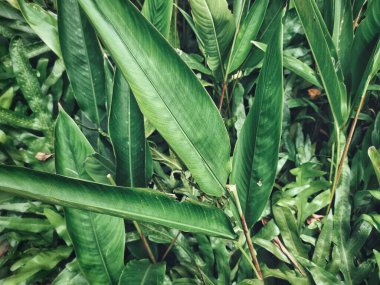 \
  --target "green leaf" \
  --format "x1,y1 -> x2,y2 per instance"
44,208 -> 72,245
142,0 -> 173,39
294,0 -> 347,127
0,247 -> 72,285
368,146 -> 380,184
109,69 -> 148,187
272,205 -> 309,259
312,211 -> 333,267
52,260 -> 89,285
332,0 -> 353,78
0,216 -> 51,233
350,0 -> 380,97
18,0 -> 61,57
228,0 -> 269,73
0,165 -> 236,239
58,0 -> 106,127
231,9 -> 283,227
83,153 -> 115,185
118,259 -> 166,285
55,110 -> 125,285
189,0 -> 235,76
77,0 -> 231,196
